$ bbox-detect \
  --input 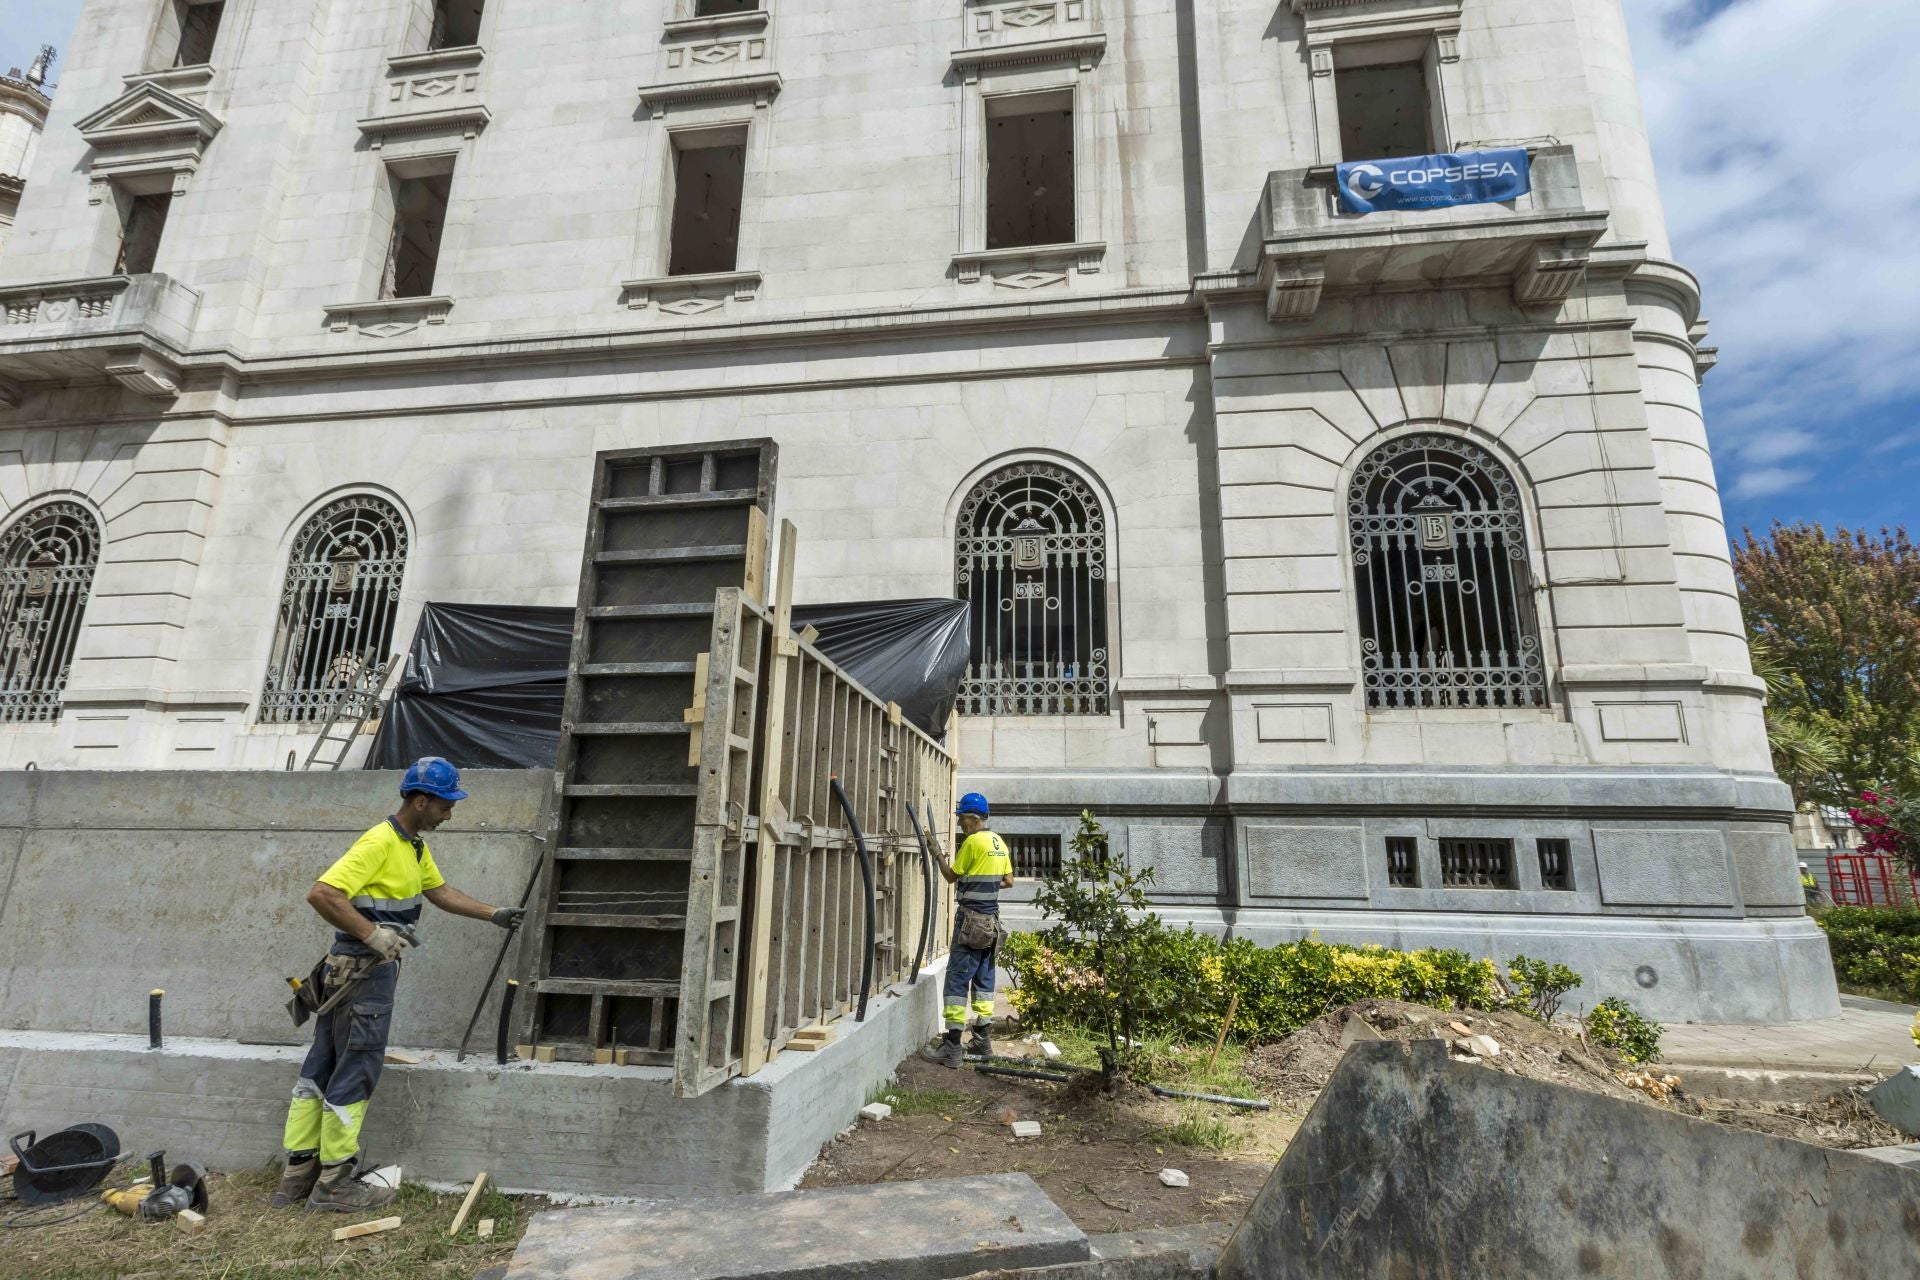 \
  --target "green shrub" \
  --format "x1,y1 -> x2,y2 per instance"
1506,954 -> 1583,1022
1585,997 -> 1662,1065
1162,1104 -> 1239,1152
1815,906 -> 1920,1002
1007,927 -> 1503,1045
